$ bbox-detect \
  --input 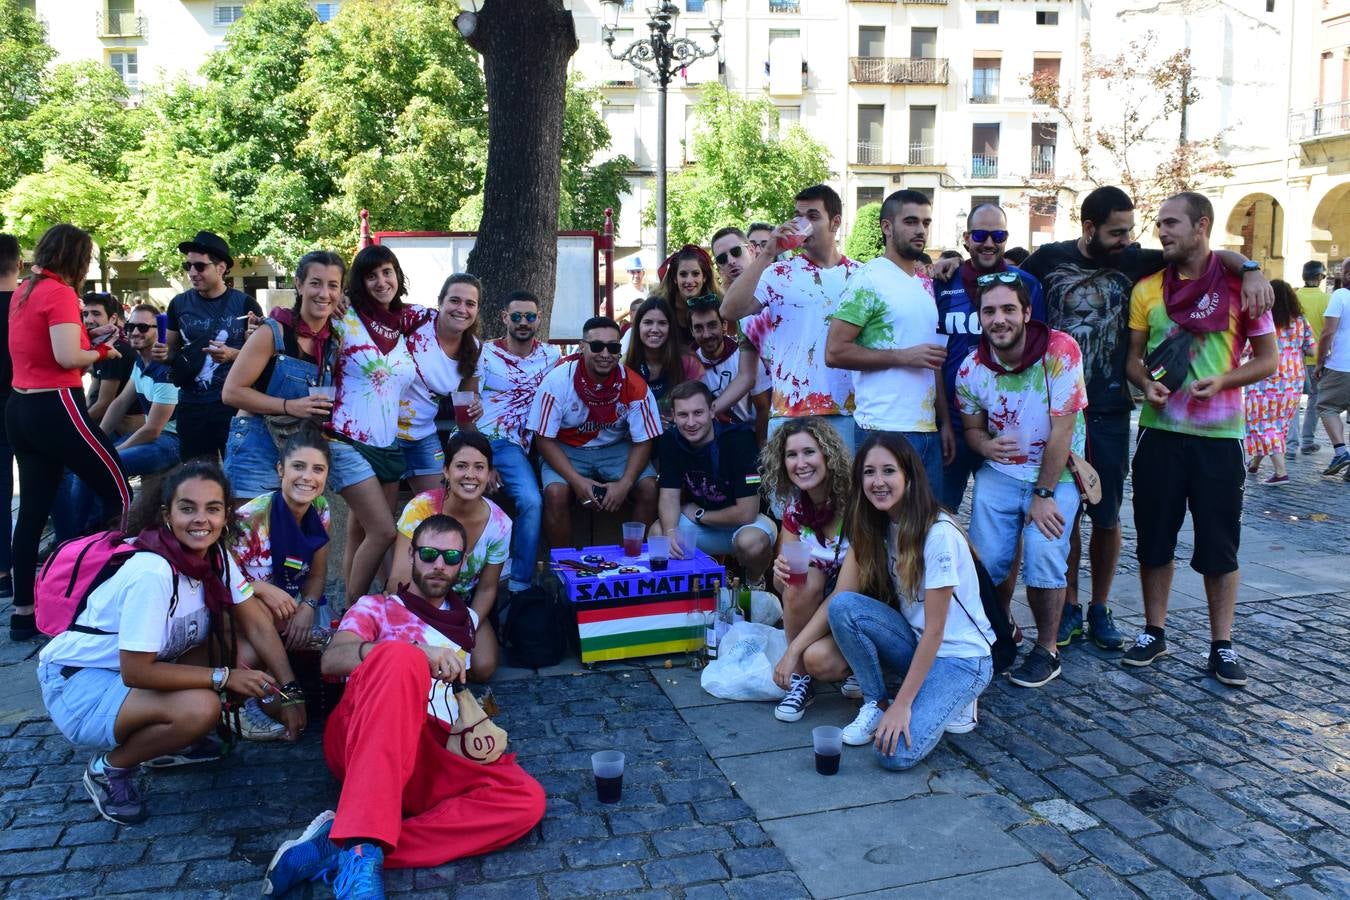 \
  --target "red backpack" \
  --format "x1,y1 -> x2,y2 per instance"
34,532 -> 176,637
